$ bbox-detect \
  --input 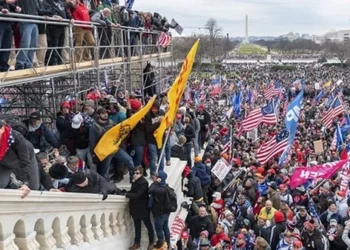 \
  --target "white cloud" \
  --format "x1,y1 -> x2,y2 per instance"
133,0 -> 350,36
